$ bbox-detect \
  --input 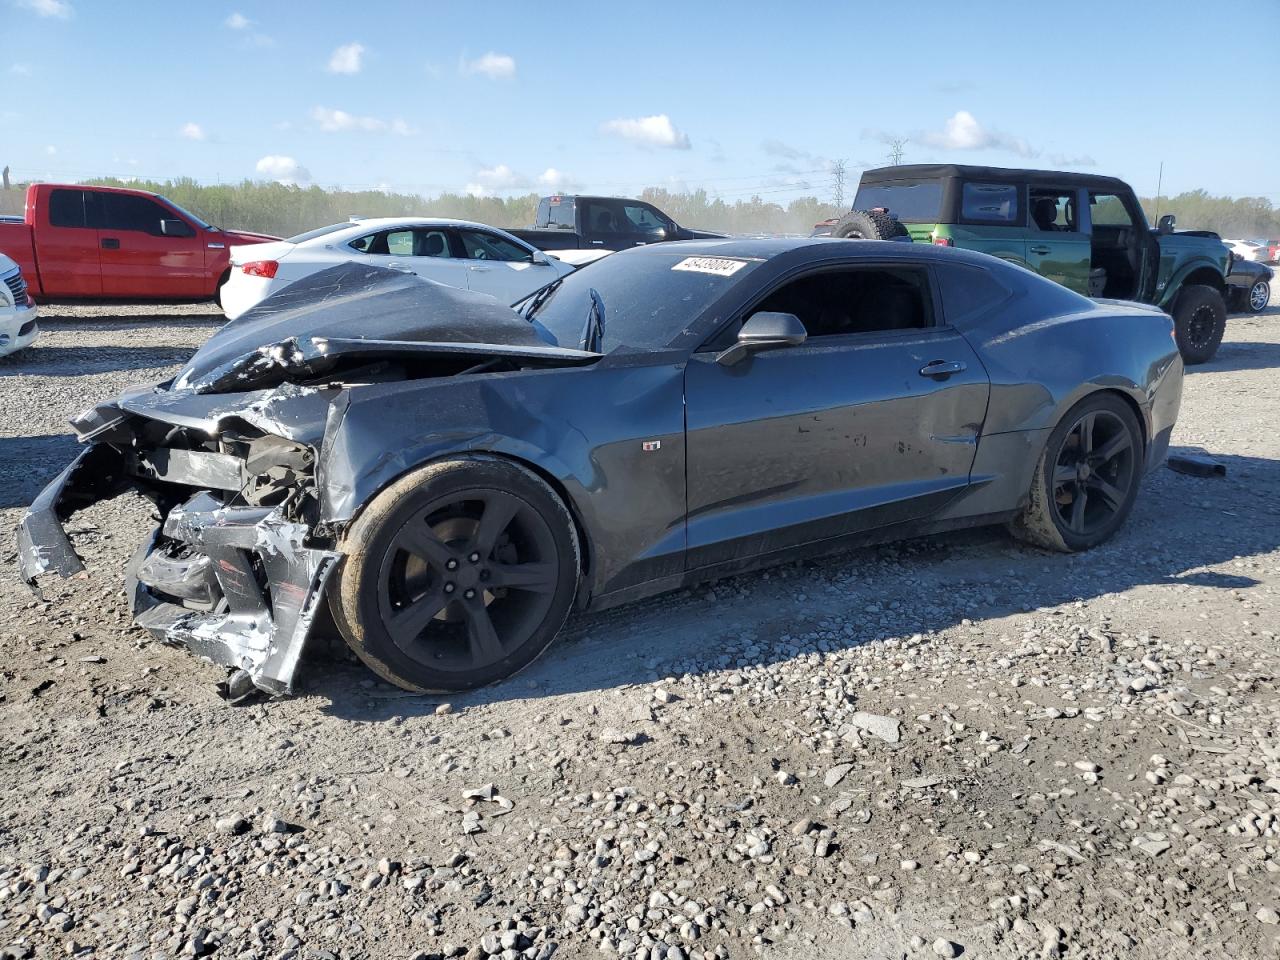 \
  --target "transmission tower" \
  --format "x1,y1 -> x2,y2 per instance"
886,138 -> 907,165
832,159 -> 847,210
